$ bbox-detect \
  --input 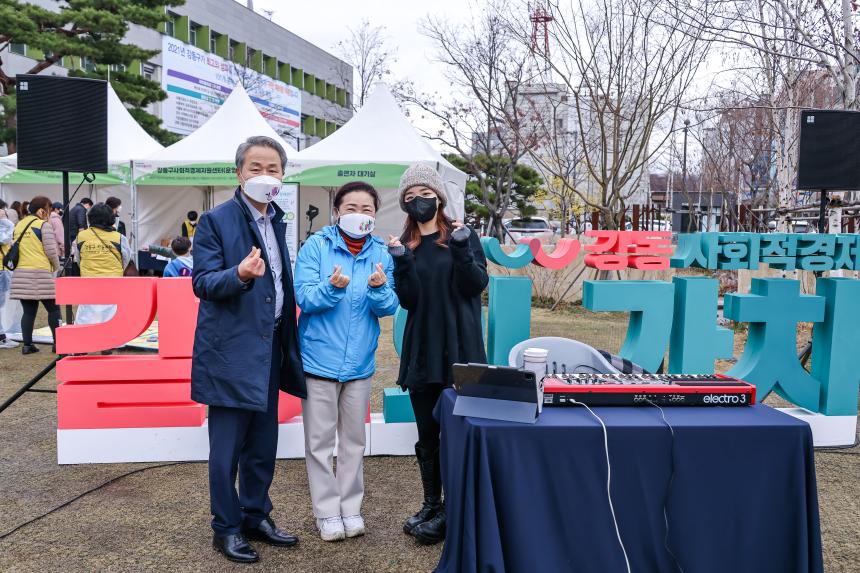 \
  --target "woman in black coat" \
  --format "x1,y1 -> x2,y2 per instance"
388,164 -> 489,545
